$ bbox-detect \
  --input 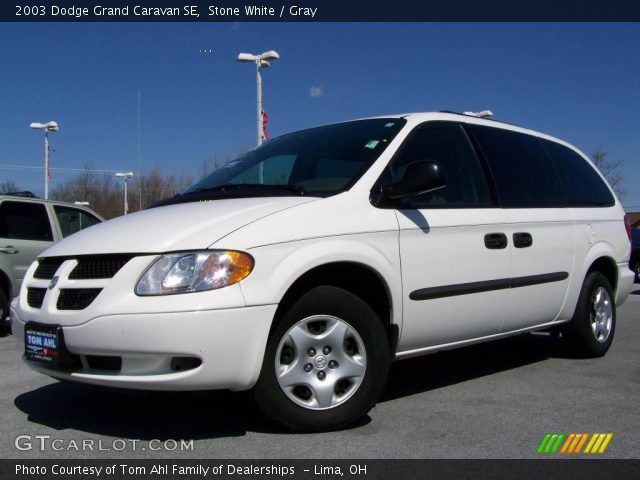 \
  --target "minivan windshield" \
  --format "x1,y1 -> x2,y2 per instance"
157,118 -> 406,206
